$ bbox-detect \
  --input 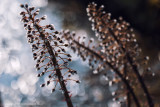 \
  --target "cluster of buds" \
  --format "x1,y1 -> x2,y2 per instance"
61,30 -> 107,74
61,30 -> 140,106
87,2 -> 150,75
60,2 -> 153,106
86,2 -> 153,106
20,4 -> 78,107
